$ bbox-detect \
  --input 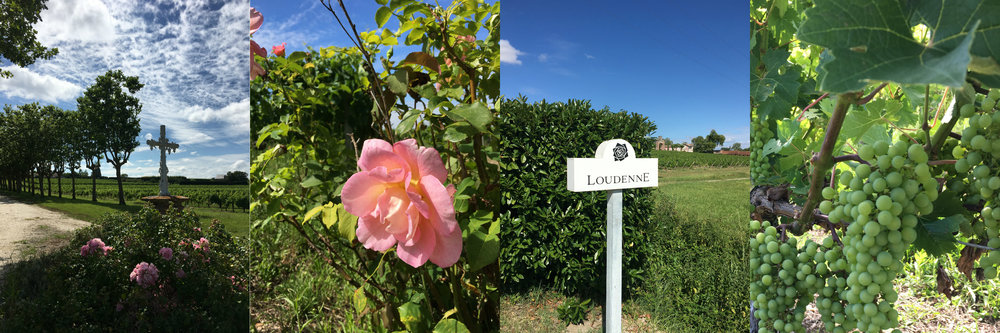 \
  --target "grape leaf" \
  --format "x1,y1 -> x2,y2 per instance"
798,0 -> 979,94
751,49 -> 791,102
914,214 -> 964,256
756,66 -> 802,120
910,1 -> 1000,88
